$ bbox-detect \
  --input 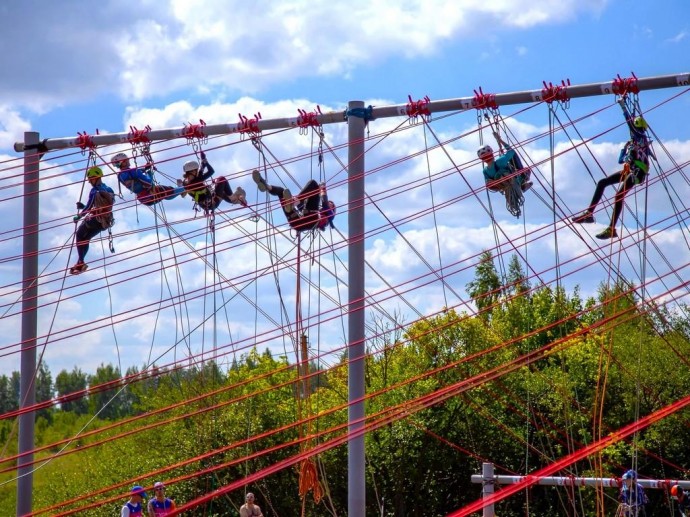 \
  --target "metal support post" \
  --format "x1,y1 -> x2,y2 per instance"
347,100 -> 366,517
